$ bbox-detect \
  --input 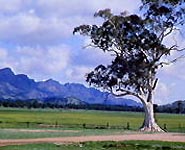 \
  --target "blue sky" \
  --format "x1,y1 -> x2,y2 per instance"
0,0 -> 184,104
